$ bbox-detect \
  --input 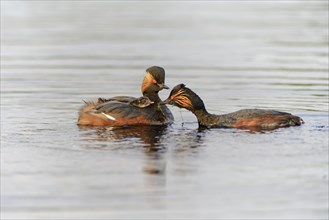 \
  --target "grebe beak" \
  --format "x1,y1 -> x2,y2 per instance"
158,83 -> 169,90
160,98 -> 171,105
